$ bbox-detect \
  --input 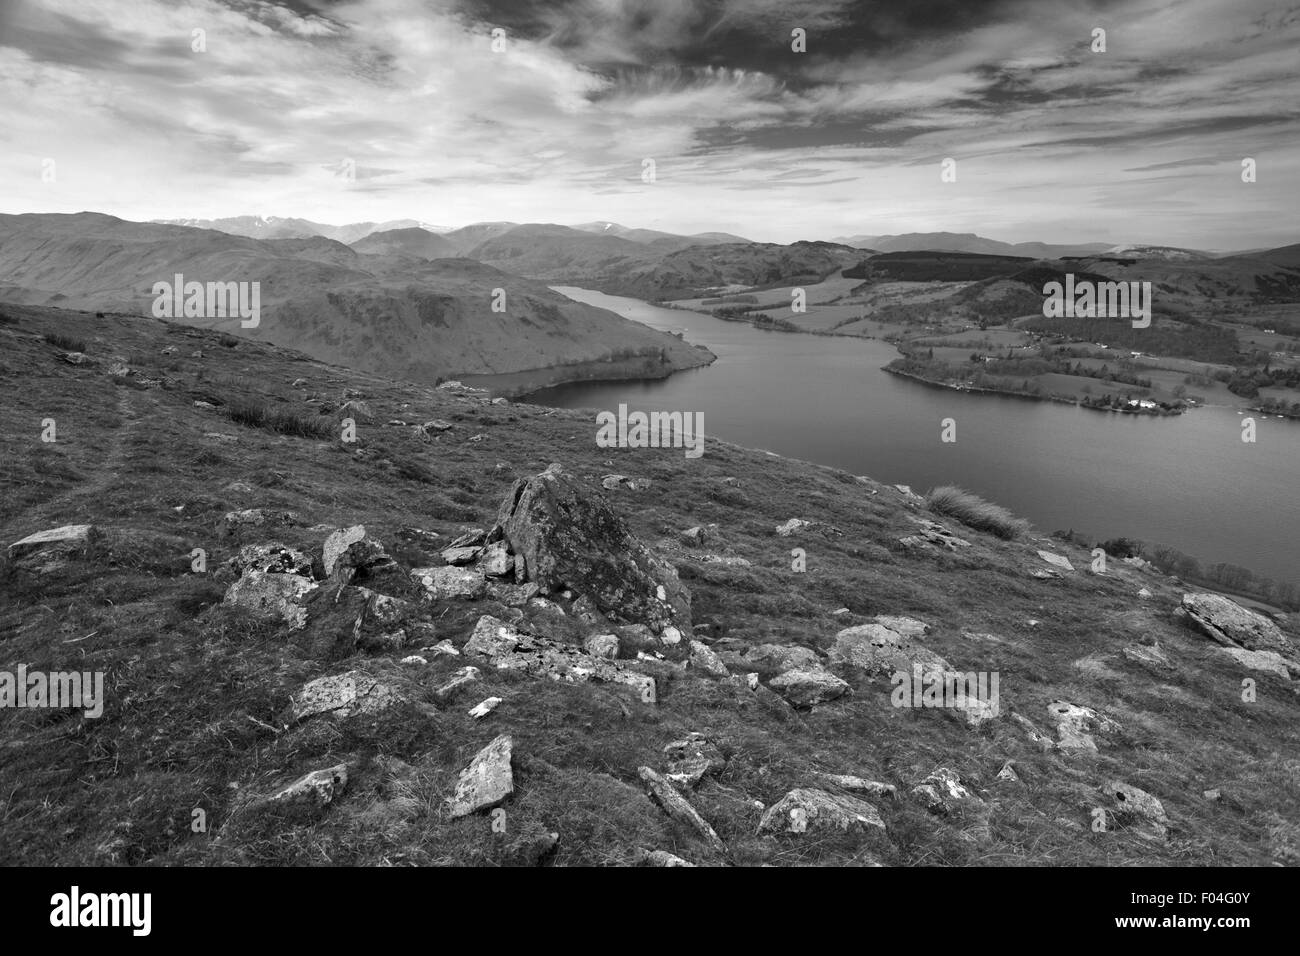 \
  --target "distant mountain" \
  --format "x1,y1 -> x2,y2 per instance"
1254,243 -> 1300,269
570,222 -> 753,251
465,224 -> 658,279
152,216 -> 451,243
350,227 -> 458,260
1103,244 -> 1210,261
835,232 -> 1112,259
0,213 -> 712,386
439,222 -> 523,254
